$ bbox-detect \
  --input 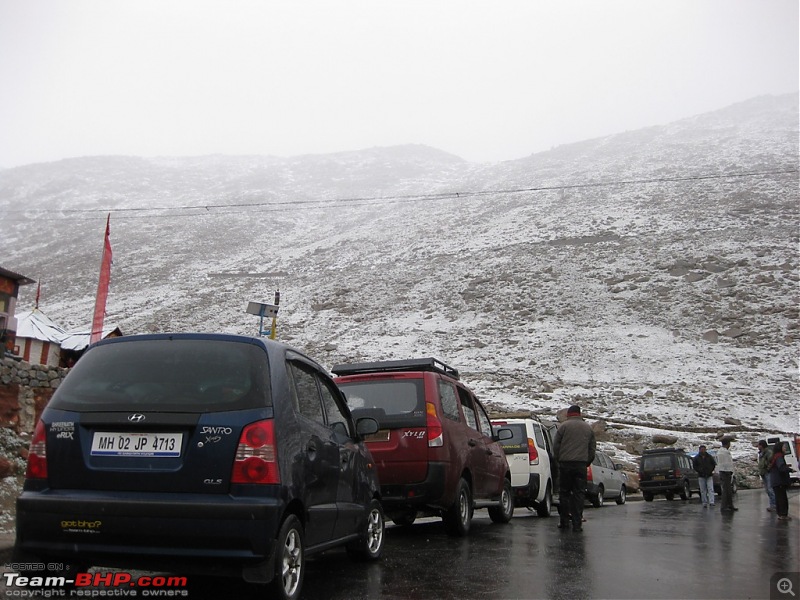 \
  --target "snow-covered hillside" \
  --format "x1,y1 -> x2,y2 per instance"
1,93 -> 798,471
